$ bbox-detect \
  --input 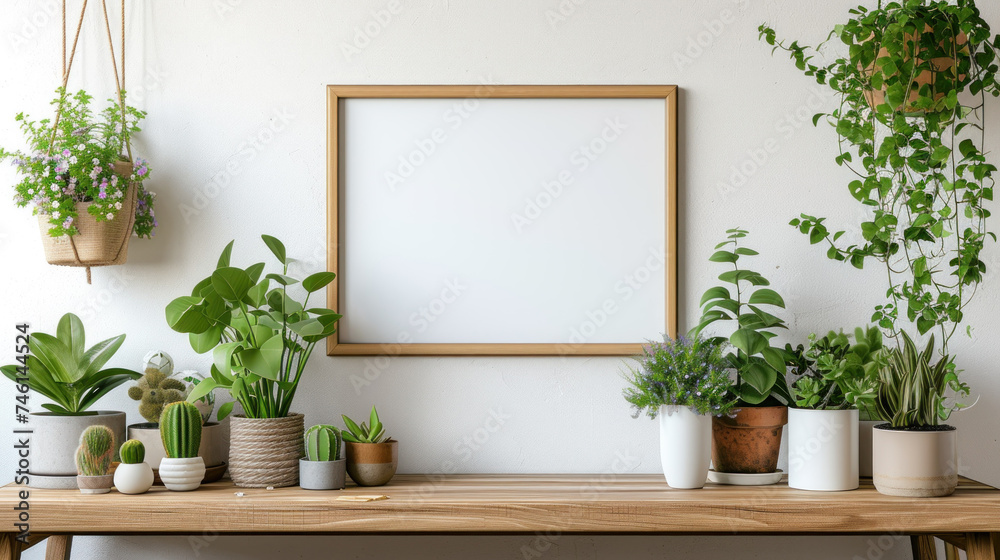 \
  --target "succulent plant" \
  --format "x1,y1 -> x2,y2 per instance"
75,425 -> 115,476
341,407 -> 390,444
128,367 -> 188,424
119,440 -> 146,465
160,401 -> 203,459
305,425 -> 341,461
